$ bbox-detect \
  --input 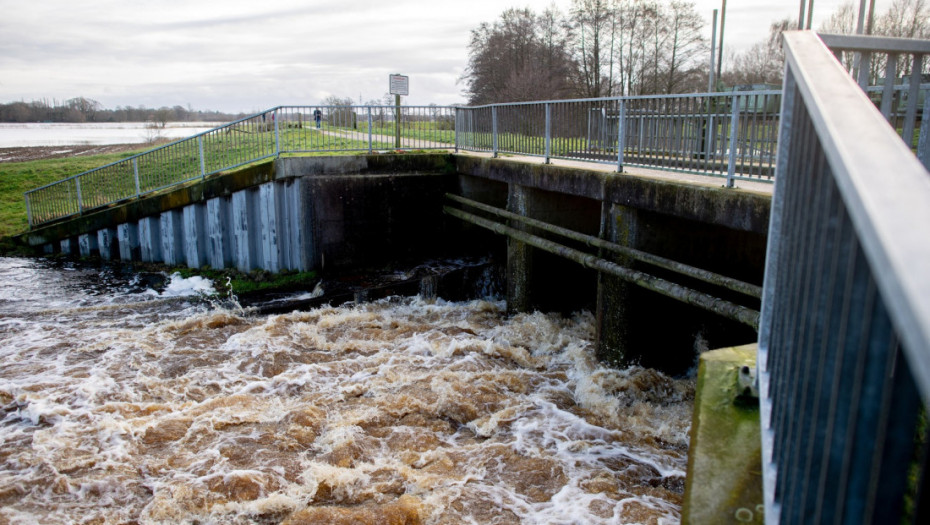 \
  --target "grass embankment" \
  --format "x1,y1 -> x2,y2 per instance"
0,147 -> 151,238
